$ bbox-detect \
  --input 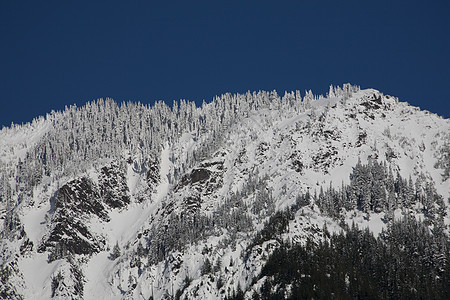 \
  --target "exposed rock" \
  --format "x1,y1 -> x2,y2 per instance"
99,164 -> 130,209
190,168 -> 211,184
39,214 -> 105,258
56,177 -> 109,221
39,176 -> 109,259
